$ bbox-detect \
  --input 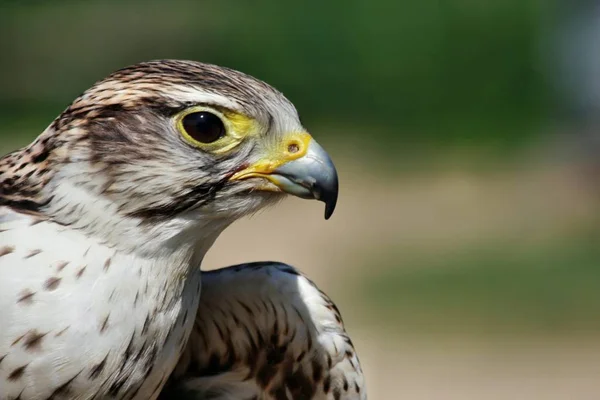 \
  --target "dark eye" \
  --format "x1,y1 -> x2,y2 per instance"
181,111 -> 226,144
